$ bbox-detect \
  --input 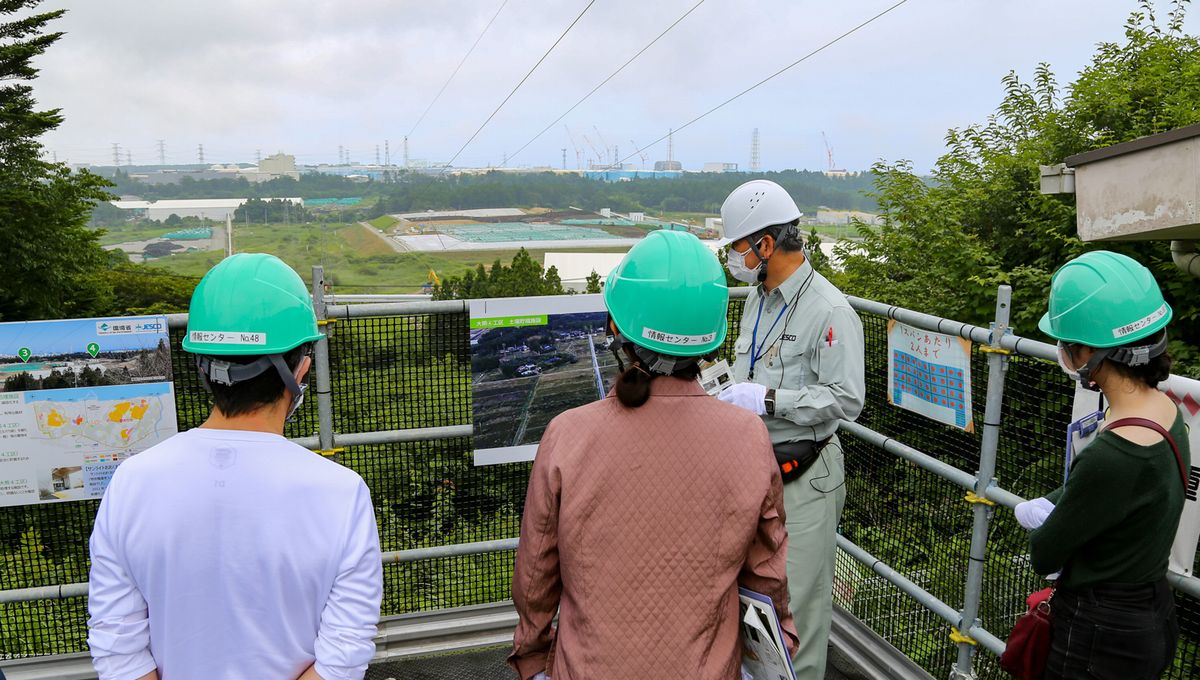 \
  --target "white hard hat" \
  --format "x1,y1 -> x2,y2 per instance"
717,179 -> 801,247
